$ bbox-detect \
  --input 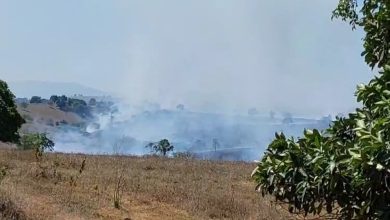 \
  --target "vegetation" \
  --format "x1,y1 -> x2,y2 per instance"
176,104 -> 185,111
18,133 -> 54,161
0,80 -> 25,142
173,151 -> 196,159
282,113 -> 293,124
30,96 -> 43,104
0,166 -> 6,183
146,139 -> 174,156
49,95 -> 92,118
88,97 -> 96,106
0,148 -> 288,219
111,138 -> 127,209
252,1 -> 390,219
